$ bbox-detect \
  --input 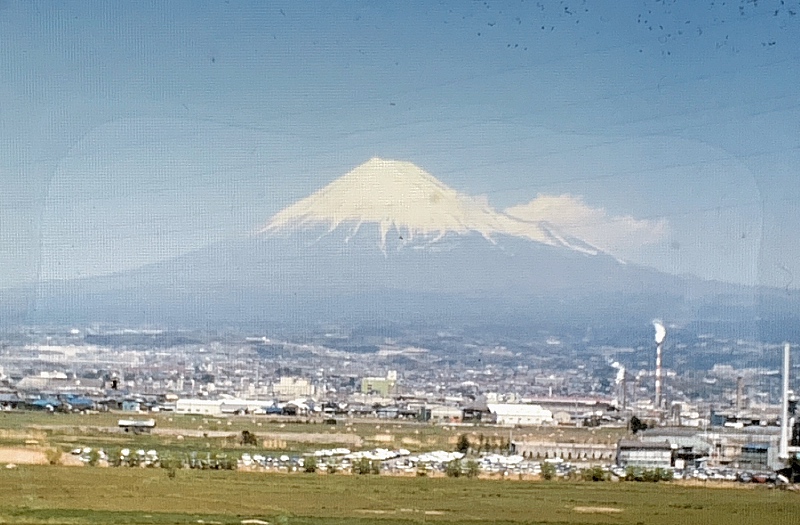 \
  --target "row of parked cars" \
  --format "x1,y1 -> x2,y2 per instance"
69,446 -> 786,483
608,464 -> 782,484
678,468 -> 780,484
